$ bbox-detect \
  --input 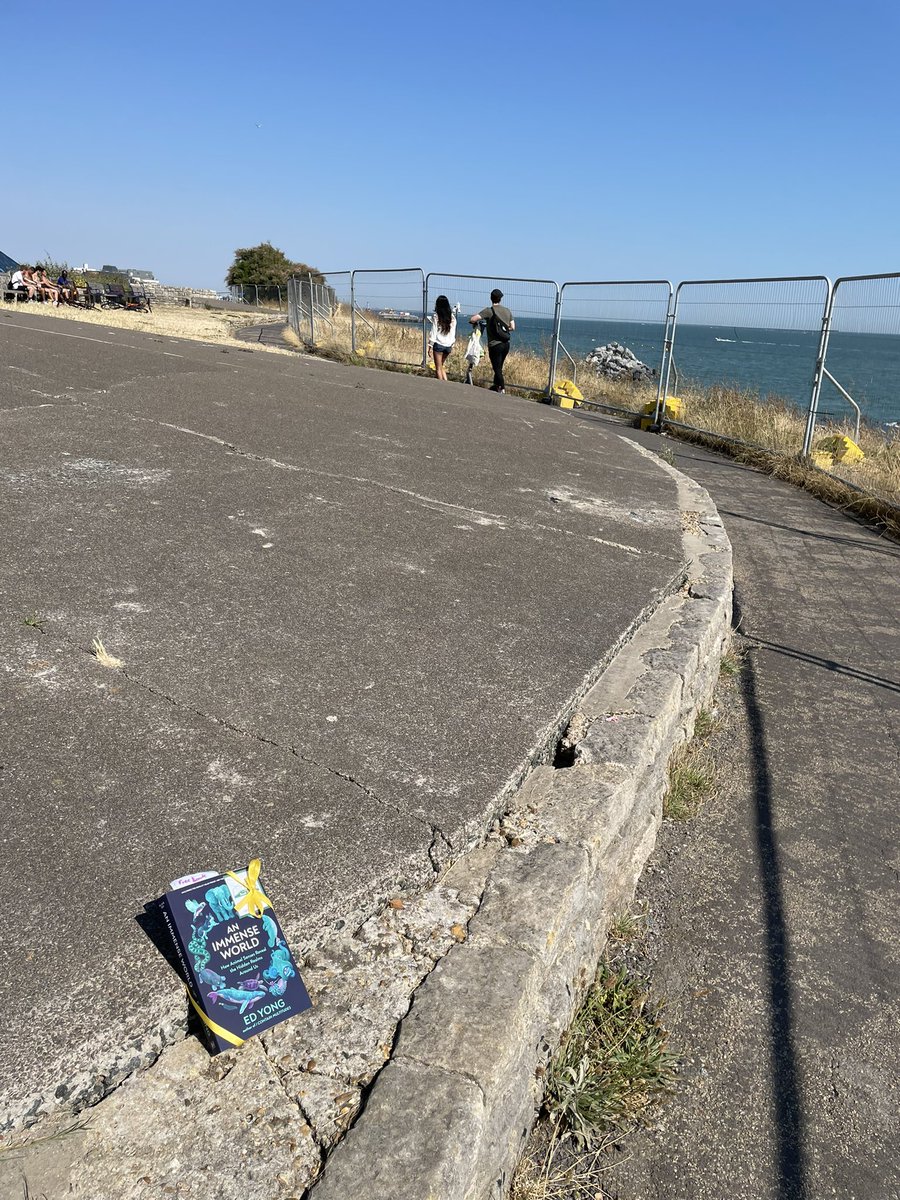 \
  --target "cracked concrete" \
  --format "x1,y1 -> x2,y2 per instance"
0,310 -> 687,1139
